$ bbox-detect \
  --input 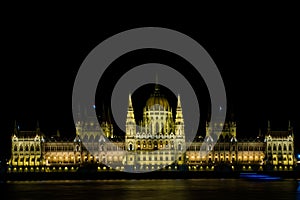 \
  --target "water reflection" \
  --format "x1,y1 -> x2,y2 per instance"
1,179 -> 299,200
